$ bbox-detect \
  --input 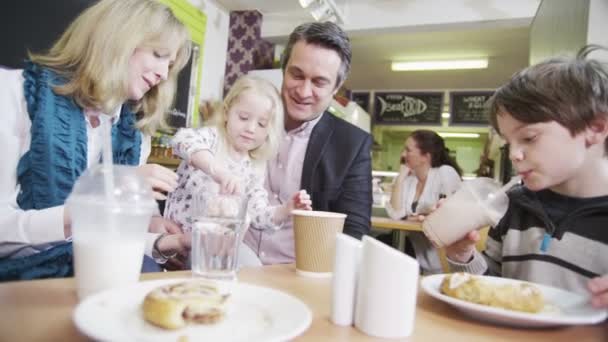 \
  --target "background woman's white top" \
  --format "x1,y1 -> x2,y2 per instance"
384,165 -> 462,274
